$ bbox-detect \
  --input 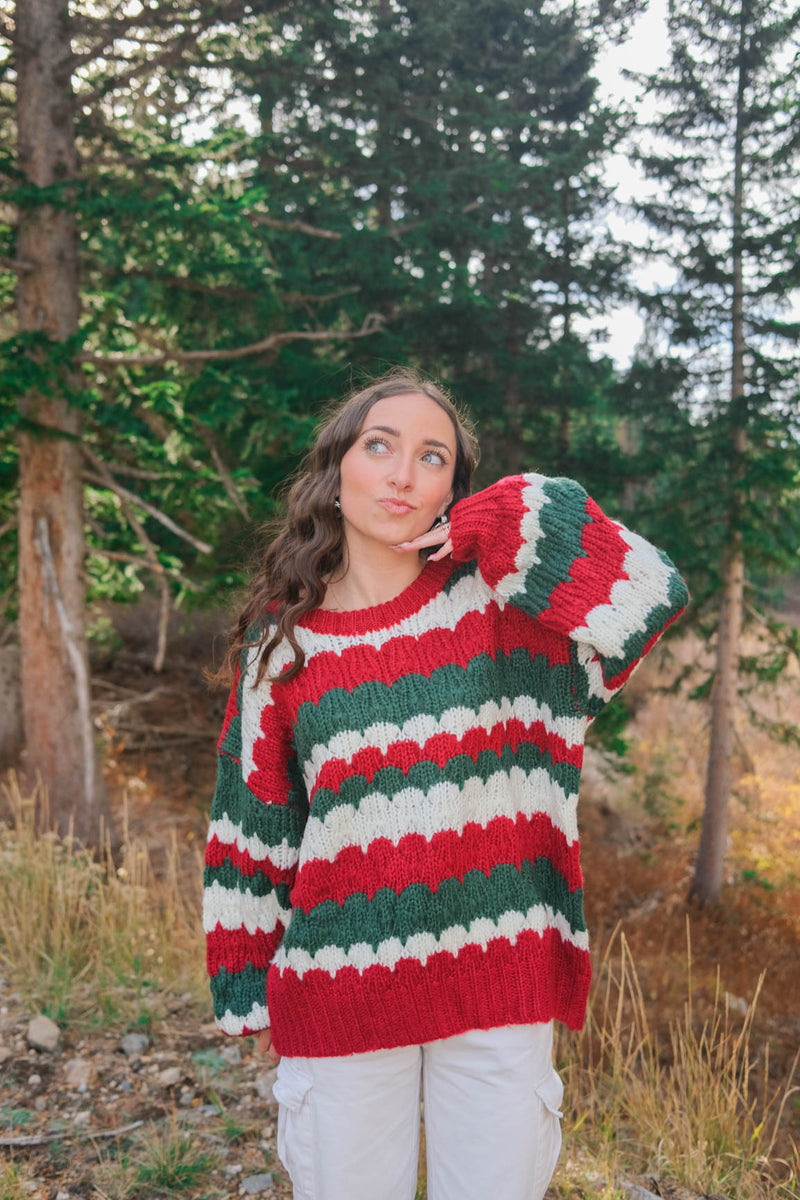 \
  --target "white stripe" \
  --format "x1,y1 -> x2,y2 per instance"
296,571 -> 497,662
202,879 -> 292,936
216,1002 -> 270,1037
300,764 -> 579,869
207,813 -> 300,873
493,474 -> 550,600
273,904 -> 588,979
570,529 -> 677,660
576,641 -> 618,706
304,693 -> 585,783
